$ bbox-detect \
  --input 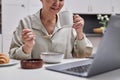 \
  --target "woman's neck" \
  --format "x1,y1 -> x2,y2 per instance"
40,9 -> 56,22
40,9 -> 57,35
